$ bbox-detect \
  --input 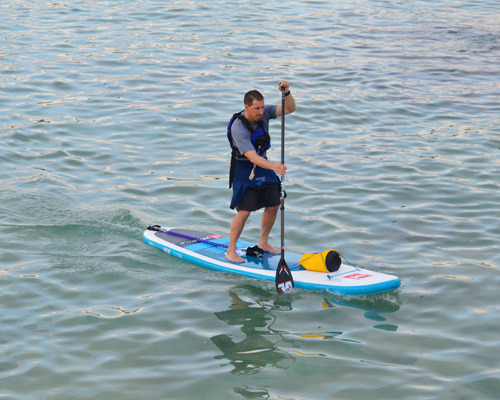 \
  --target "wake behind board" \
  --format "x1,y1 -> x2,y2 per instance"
143,226 -> 401,295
